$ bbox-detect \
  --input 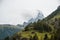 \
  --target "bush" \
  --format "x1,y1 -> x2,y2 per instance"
29,35 -> 33,40
22,38 -> 28,40
44,34 -> 48,40
4,36 -> 9,40
33,33 -> 38,40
